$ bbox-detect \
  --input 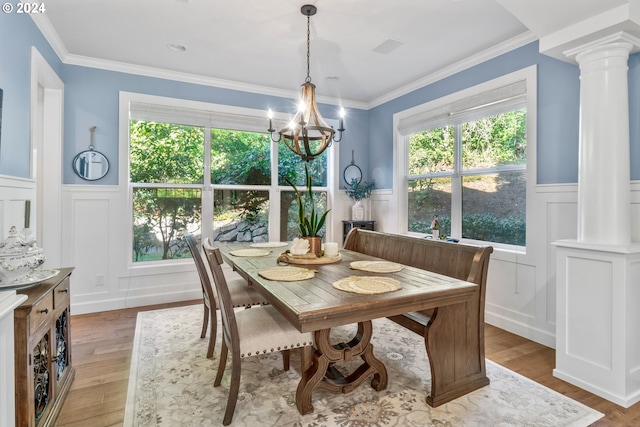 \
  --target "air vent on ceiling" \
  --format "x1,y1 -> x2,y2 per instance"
372,39 -> 404,54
